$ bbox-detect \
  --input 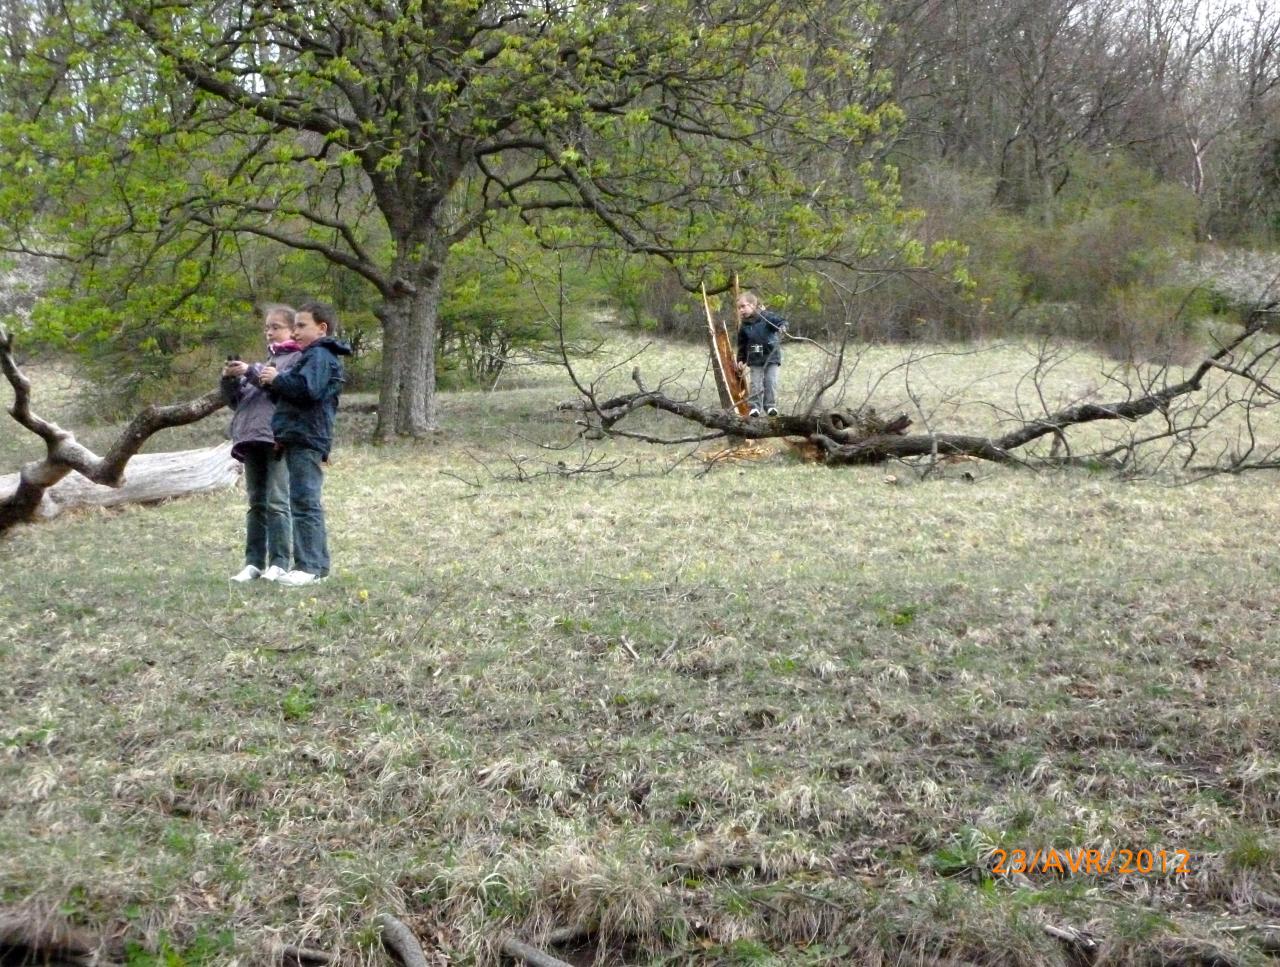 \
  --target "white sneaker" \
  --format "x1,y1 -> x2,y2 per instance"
260,565 -> 289,582
766,407 -> 779,417
277,570 -> 322,587
230,565 -> 261,583
748,408 -> 760,417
